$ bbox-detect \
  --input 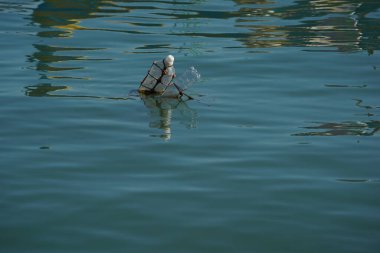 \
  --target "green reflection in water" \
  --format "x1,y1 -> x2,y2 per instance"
31,0 -> 126,28
234,0 -> 380,52
29,1 -> 112,80
29,0 -> 380,52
